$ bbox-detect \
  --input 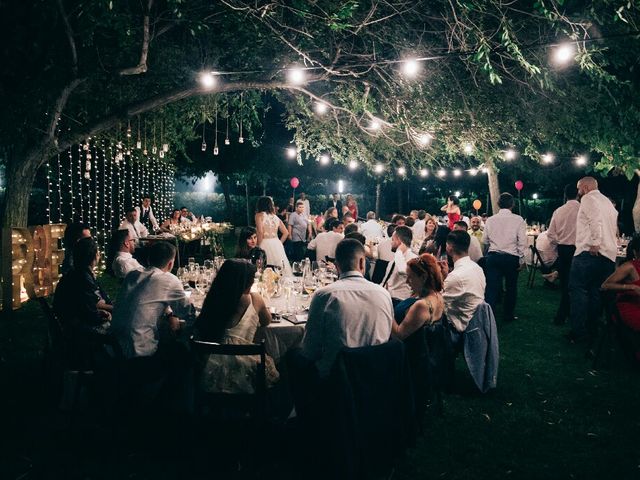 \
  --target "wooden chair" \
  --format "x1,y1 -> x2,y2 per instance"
527,245 -> 552,288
